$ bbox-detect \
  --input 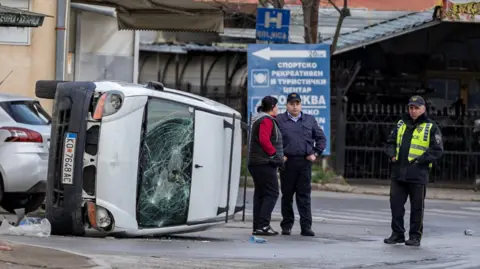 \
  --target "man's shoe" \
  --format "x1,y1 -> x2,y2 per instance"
383,234 -> 405,244
405,237 -> 421,247
301,228 -> 315,236
252,226 -> 279,236
281,229 -> 291,235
